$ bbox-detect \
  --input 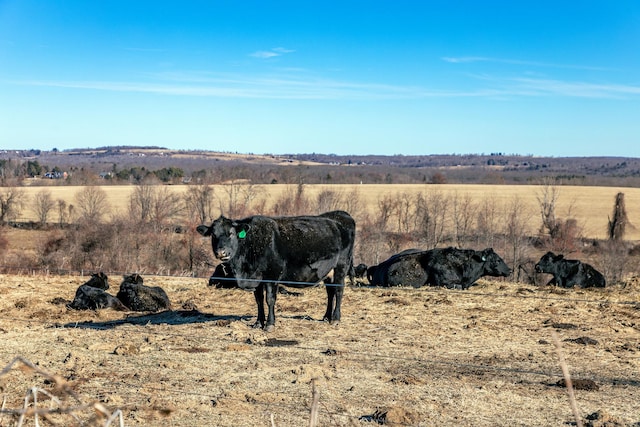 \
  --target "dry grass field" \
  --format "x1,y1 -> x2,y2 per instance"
2,183 -> 640,425
0,273 -> 639,426
14,183 -> 640,241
